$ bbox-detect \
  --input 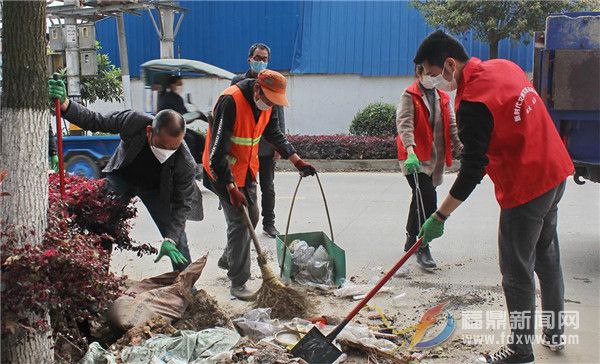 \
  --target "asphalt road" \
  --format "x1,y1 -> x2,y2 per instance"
111,172 -> 600,363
